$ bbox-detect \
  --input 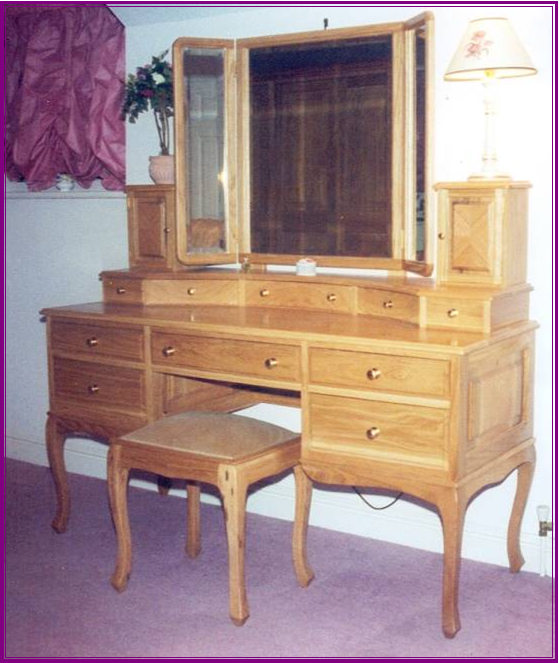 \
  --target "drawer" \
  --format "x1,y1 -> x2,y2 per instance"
50,320 -> 144,361
103,278 -> 143,304
309,348 -> 450,398
152,332 -> 301,383
358,289 -> 419,323
245,281 -> 353,313
52,358 -> 145,411
142,279 -> 240,306
425,297 -> 487,332
309,394 -> 448,468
